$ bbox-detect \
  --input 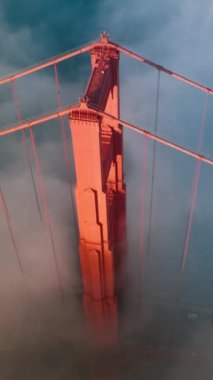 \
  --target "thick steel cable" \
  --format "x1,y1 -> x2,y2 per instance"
1,107 -> 213,166
0,43 -> 93,85
53,63 -> 79,242
10,80 -> 43,224
0,186 -> 30,295
138,136 -> 148,310
117,44 -> 213,95
0,40 -> 212,95
0,104 -> 78,136
146,70 -> 160,269
93,108 -> 213,165
29,127 -> 65,306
